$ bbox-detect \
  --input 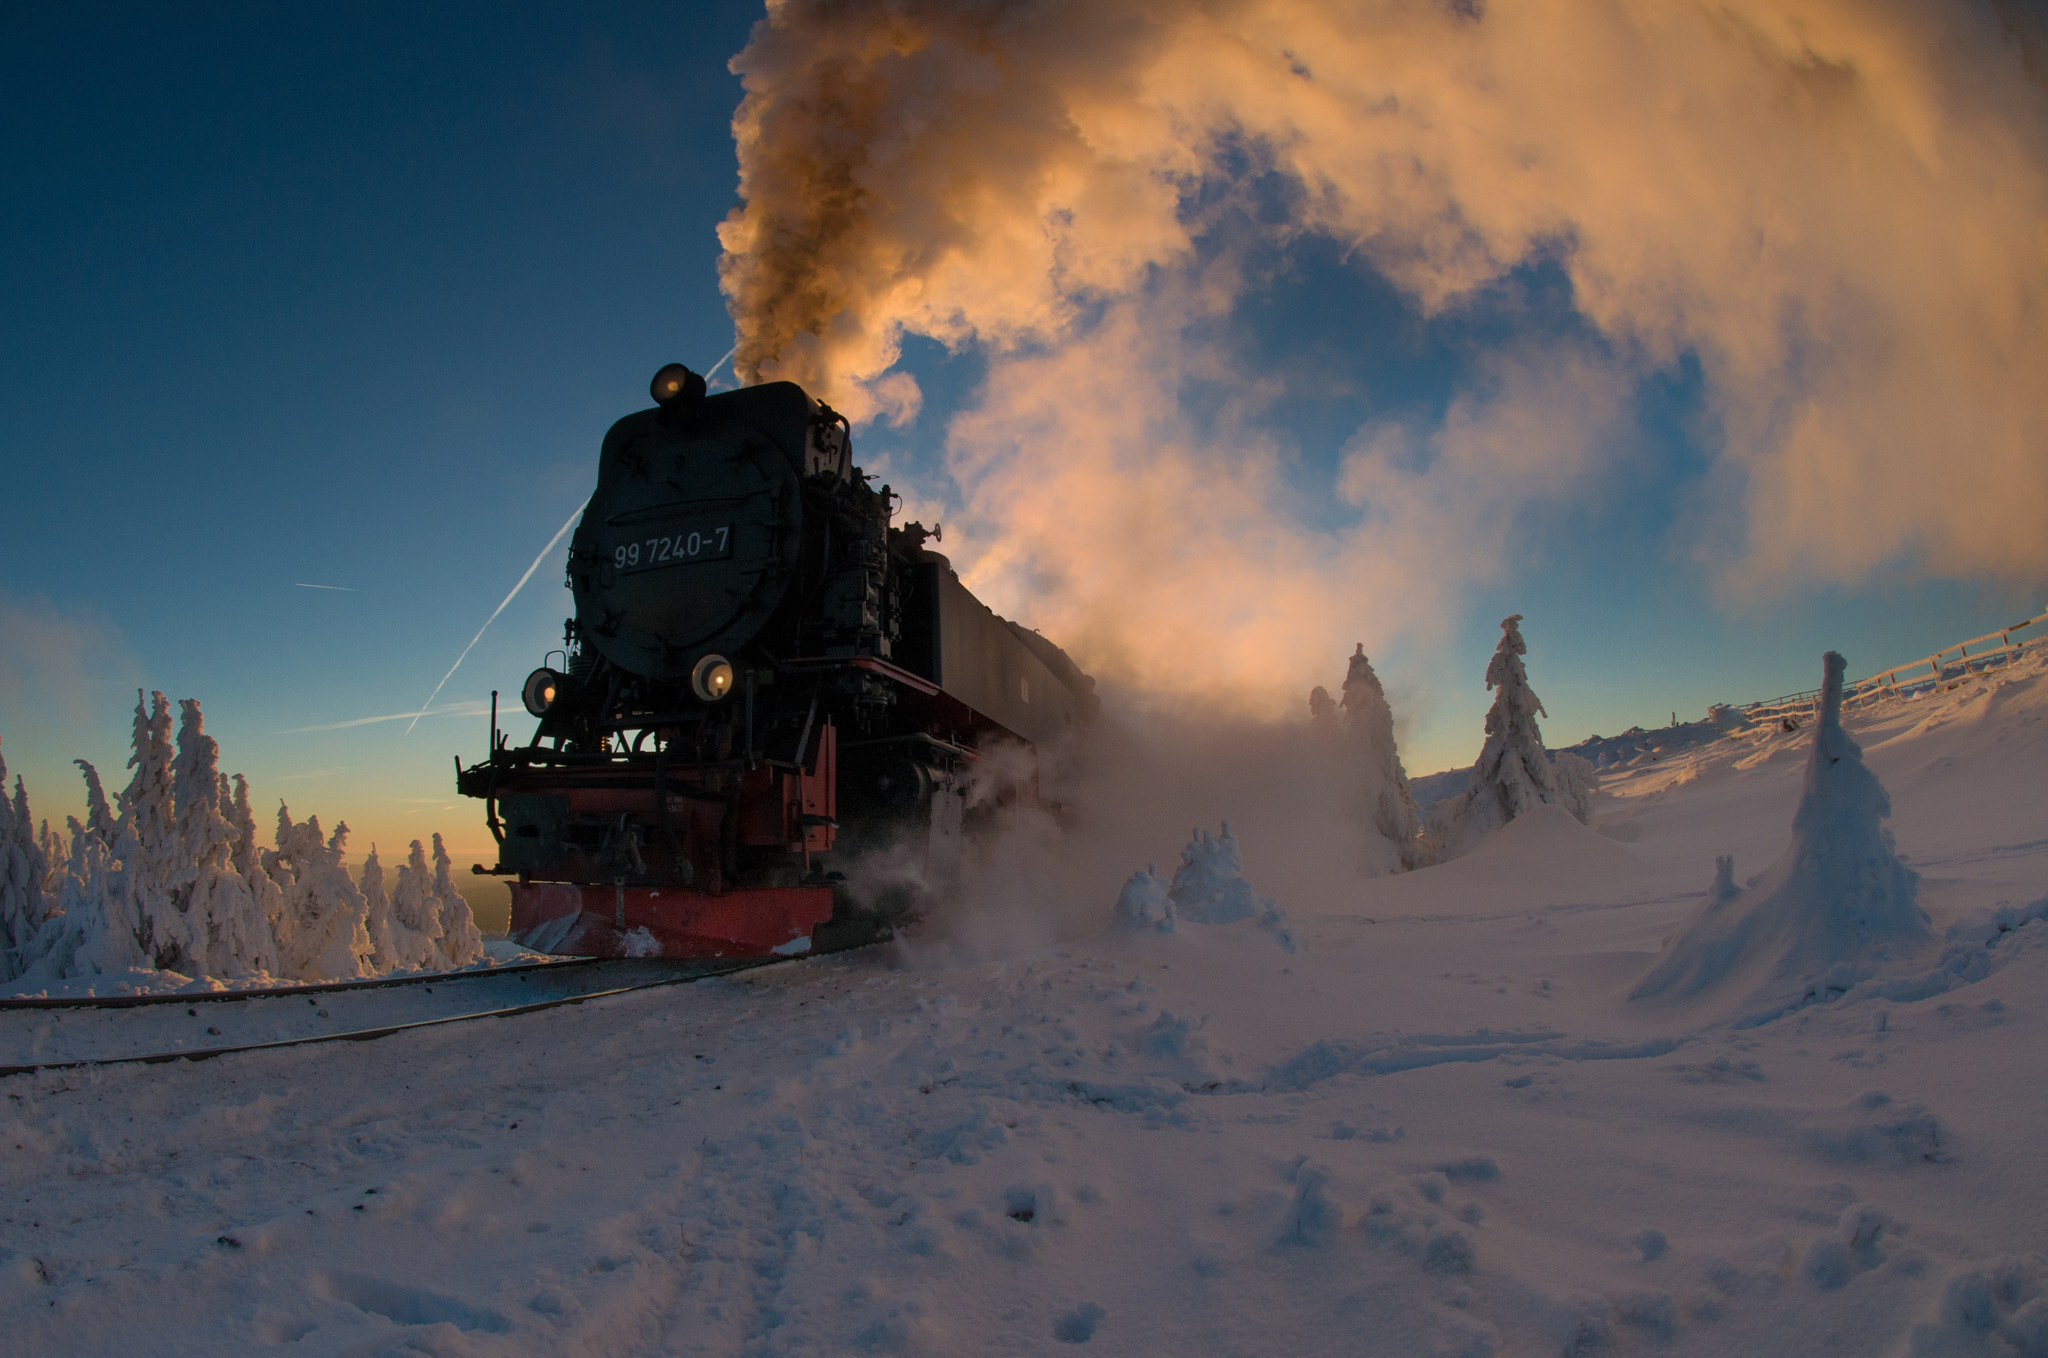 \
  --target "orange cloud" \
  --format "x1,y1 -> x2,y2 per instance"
720,0 -> 2048,705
